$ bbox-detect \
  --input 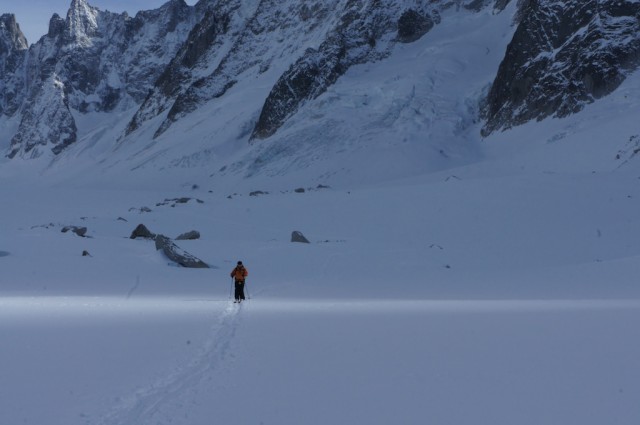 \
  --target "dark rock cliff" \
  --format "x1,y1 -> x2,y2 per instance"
483,0 -> 640,136
250,1 -> 439,141
0,14 -> 28,117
